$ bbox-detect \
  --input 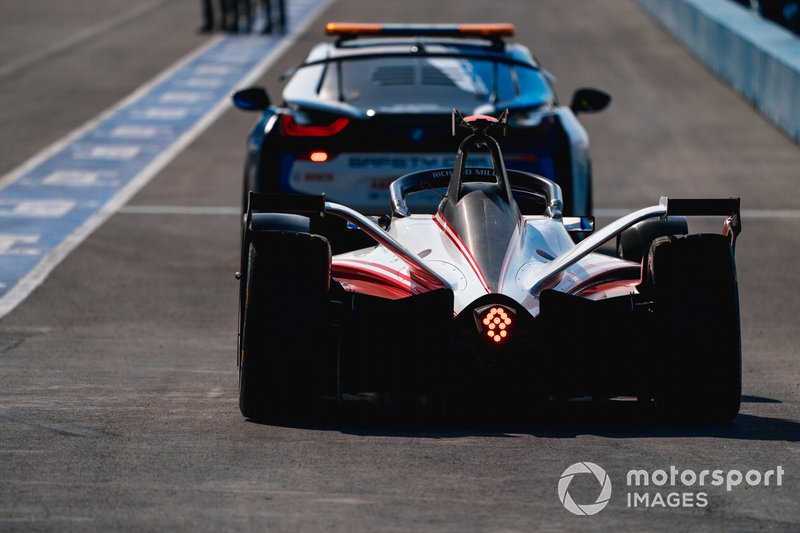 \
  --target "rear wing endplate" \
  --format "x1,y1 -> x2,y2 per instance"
246,192 -> 326,218
661,196 -> 741,239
